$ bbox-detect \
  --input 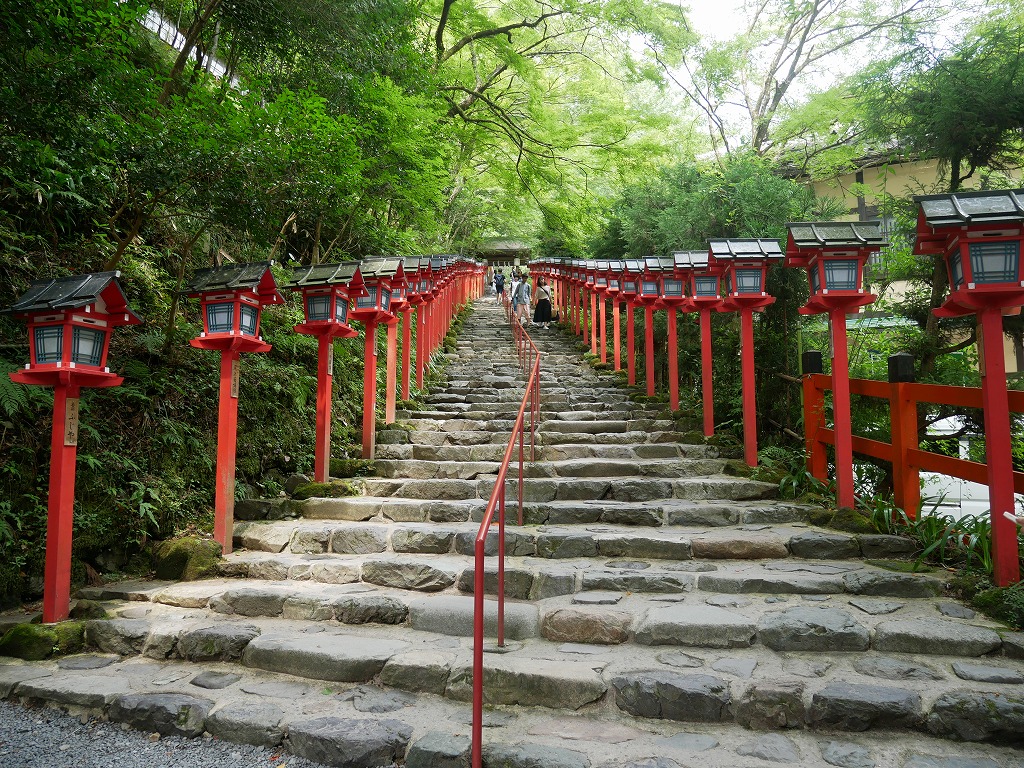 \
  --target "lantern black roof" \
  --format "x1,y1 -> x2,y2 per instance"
709,239 -> 785,261
4,271 -> 143,323
673,251 -> 707,270
787,221 -> 887,248
916,188 -> 1024,227
287,261 -> 363,289
183,262 -> 283,303
595,259 -> 610,271
623,259 -> 644,272
359,257 -> 406,284
608,259 -> 624,271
